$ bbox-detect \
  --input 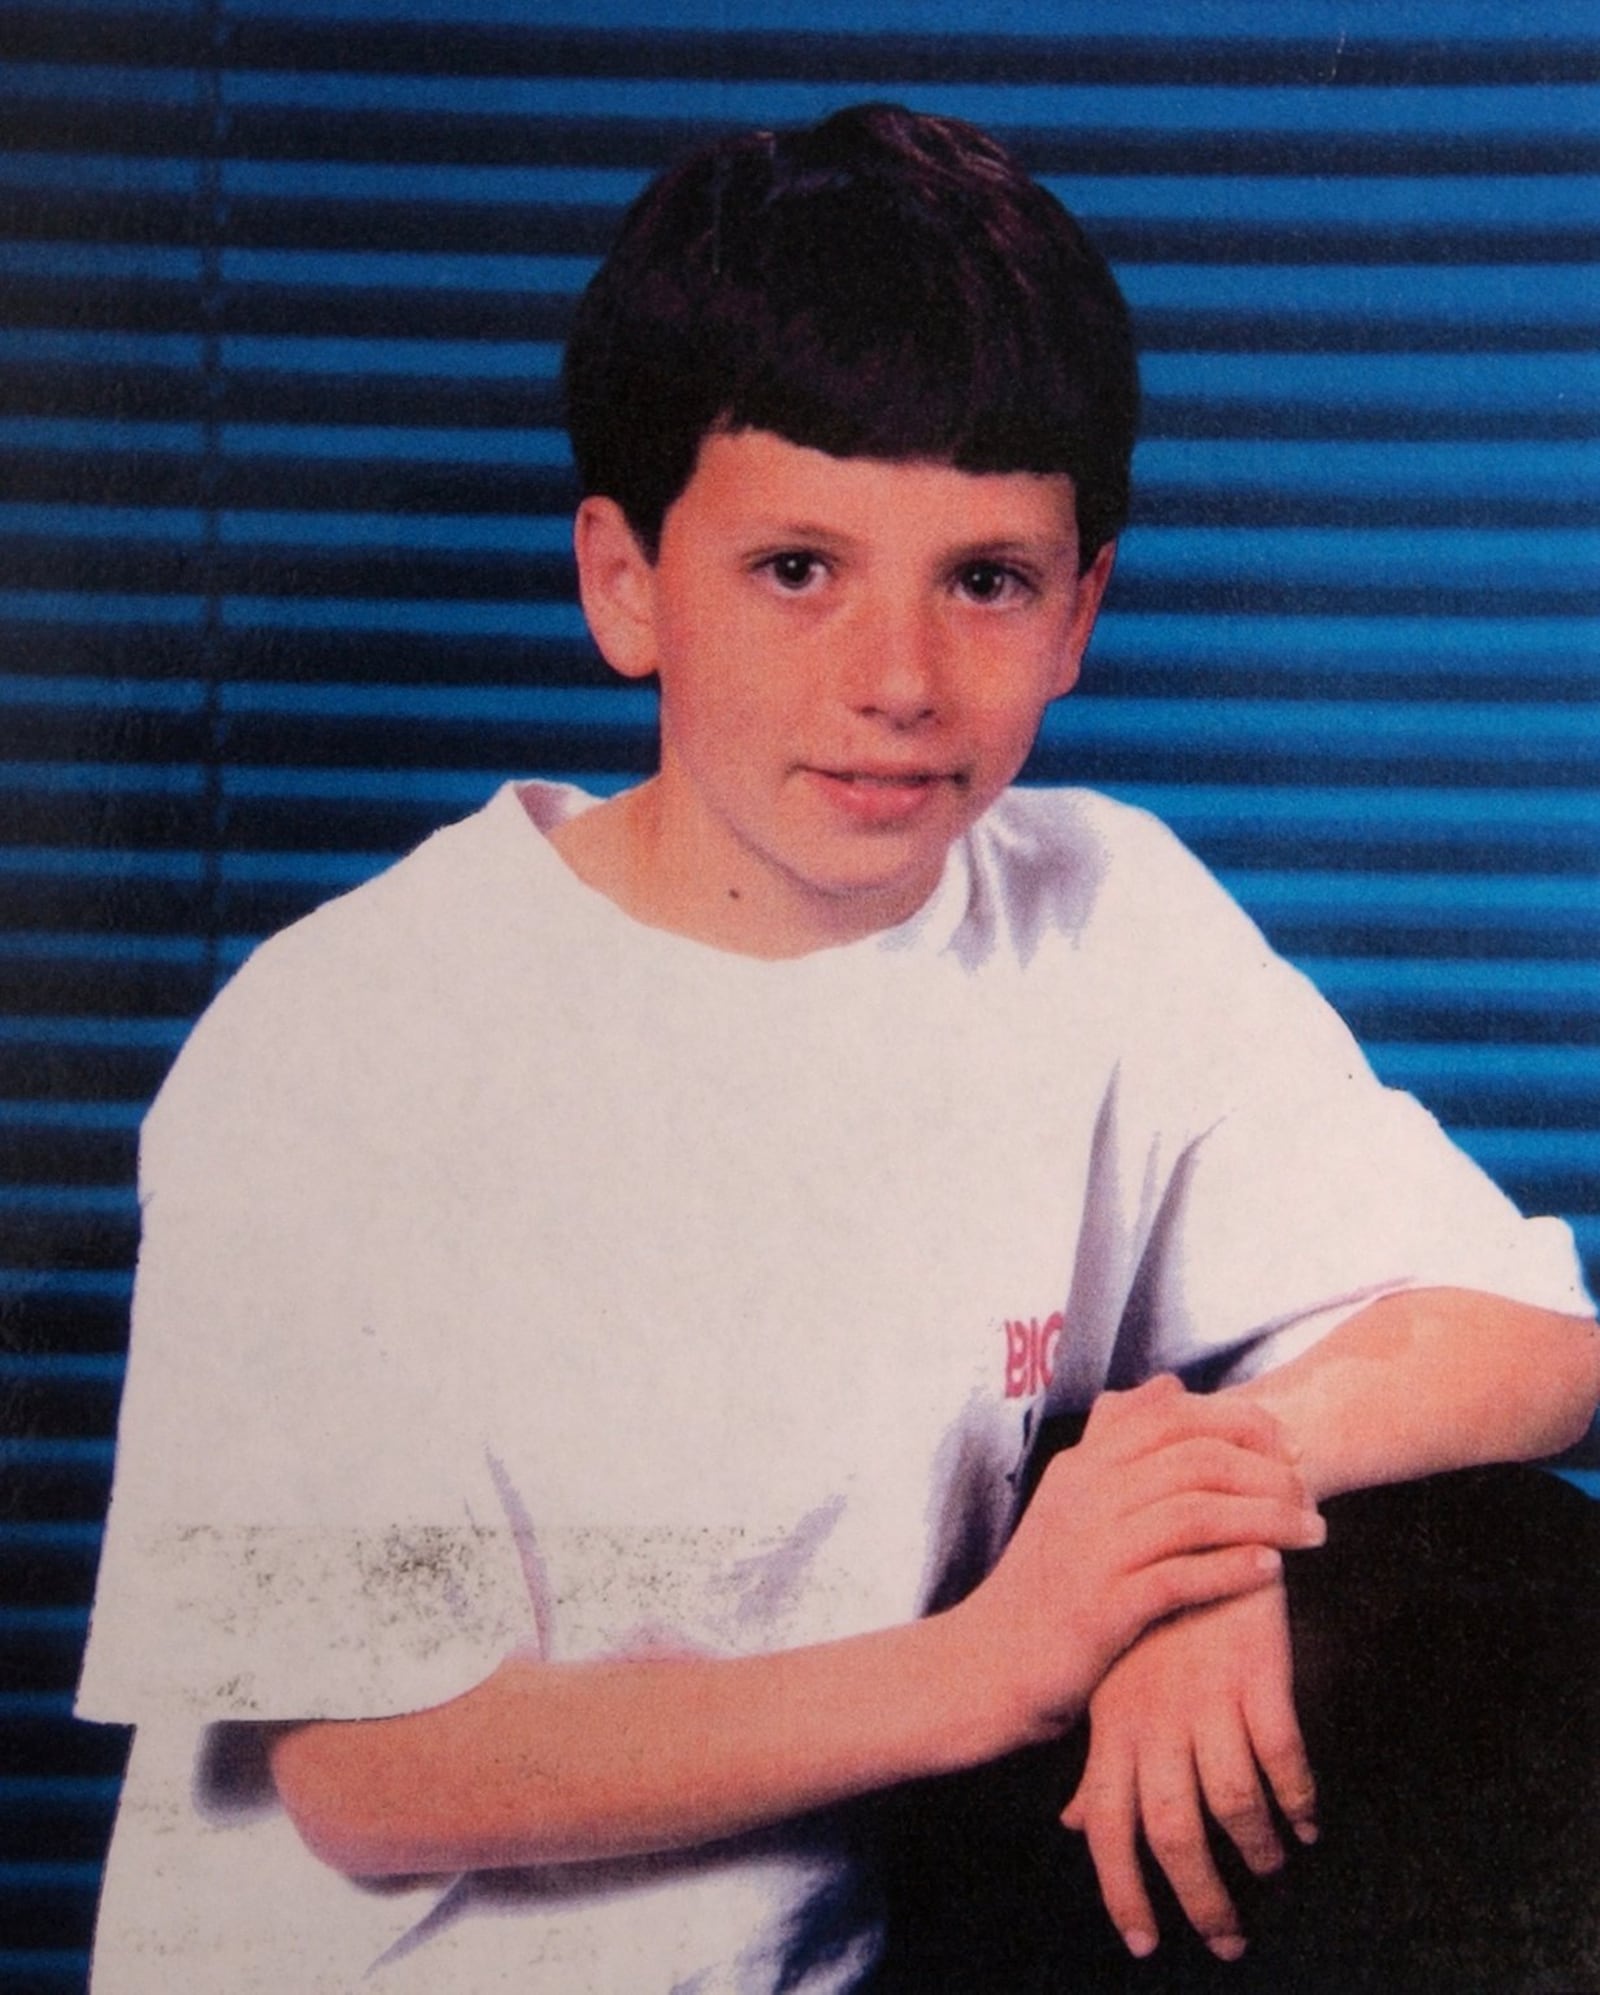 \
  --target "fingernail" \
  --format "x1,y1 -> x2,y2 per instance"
1294,1820 -> 1320,1845
1123,1929 -> 1157,1959
1300,1512 -> 1328,1546
1254,1547 -> 1282,1573
1208,1935 -> 1247,1963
